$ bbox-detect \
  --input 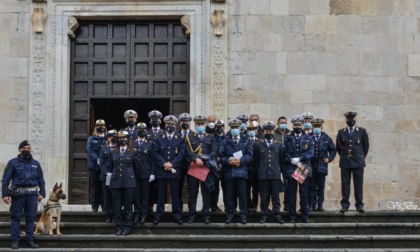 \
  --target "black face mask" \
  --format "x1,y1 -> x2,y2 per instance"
264,133 -> 274,140
21,150 -> 31,159
119,140 -> 127,146
181,123 -> 189,130
346,119 -> 356,127
293,128 -> 302,134
151,120 -> 160,127
127,120 -> 135,127
166,125 -> 175,133
110,137 -> 117,144
97,127 -> 105,133
215,127 -> 223,134
137,130 -> 147,137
